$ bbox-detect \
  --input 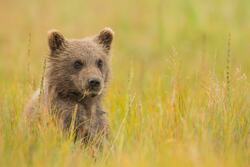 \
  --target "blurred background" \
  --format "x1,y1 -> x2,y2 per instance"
0,0 -> 249,84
